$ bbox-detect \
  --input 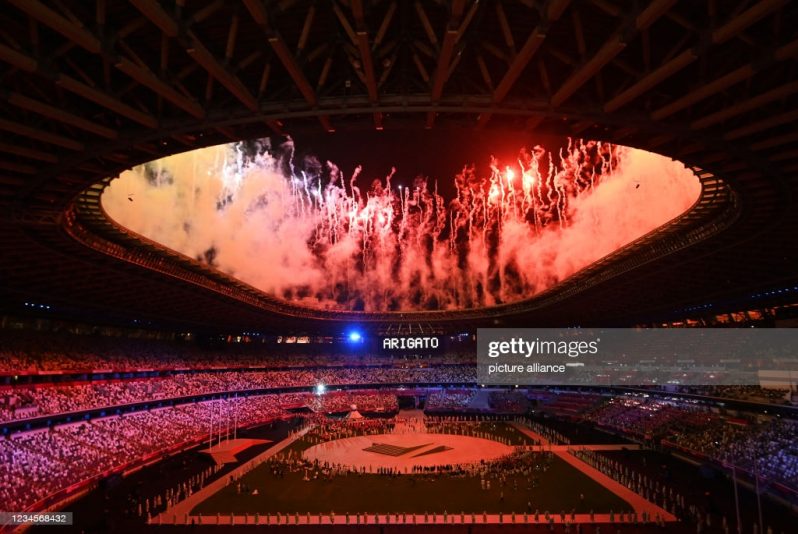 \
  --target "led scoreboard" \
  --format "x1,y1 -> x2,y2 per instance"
379,336 -> 443,354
